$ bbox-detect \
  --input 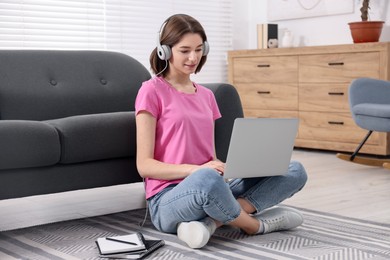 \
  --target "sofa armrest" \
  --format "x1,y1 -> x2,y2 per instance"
46,112 -> 136,164
0,120 -> 60,170
203,83 -> 244,162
